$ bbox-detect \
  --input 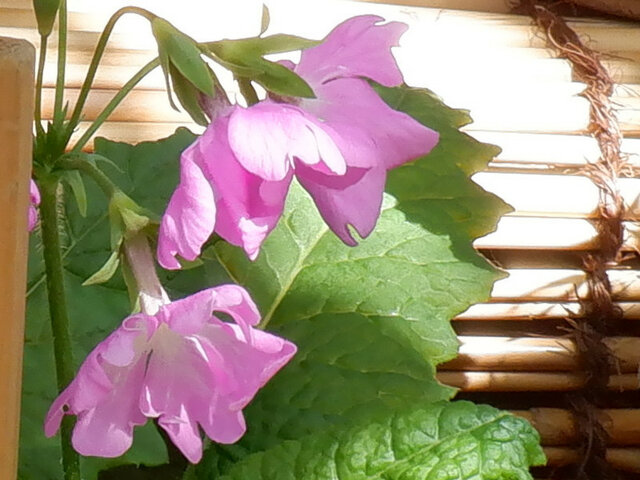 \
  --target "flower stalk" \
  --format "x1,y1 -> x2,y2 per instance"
124,233 -> 169,315
67,6 -> 158,133
38,178 -> 81,480
58,154 -> 118,197
34,35 -> 48,135
53,0 -> 67,123
71,58 -> 160,152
